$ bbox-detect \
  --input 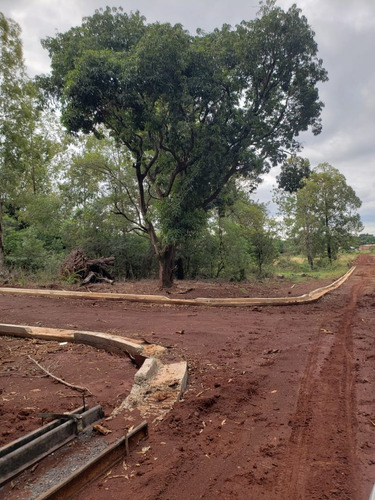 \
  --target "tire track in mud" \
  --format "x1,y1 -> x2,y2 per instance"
279,263 -> 372,500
